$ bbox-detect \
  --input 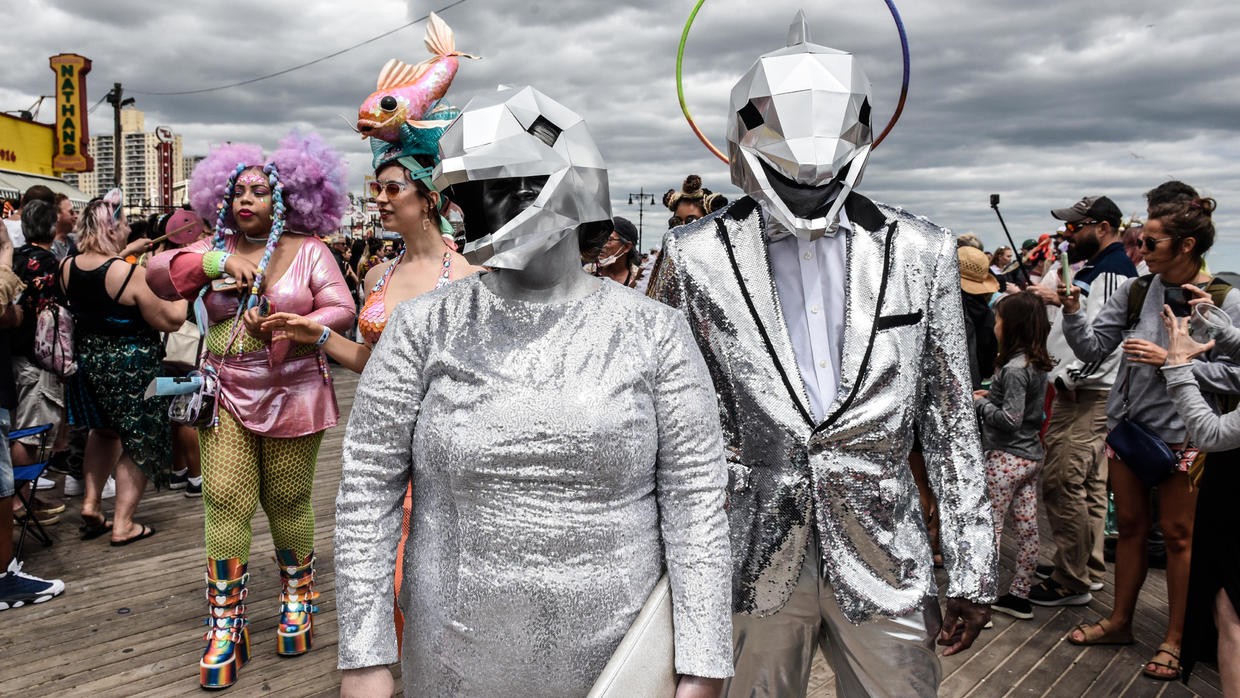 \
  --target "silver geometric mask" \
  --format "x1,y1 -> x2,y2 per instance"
433,85 -> 611,269
727,11 -> 873,239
